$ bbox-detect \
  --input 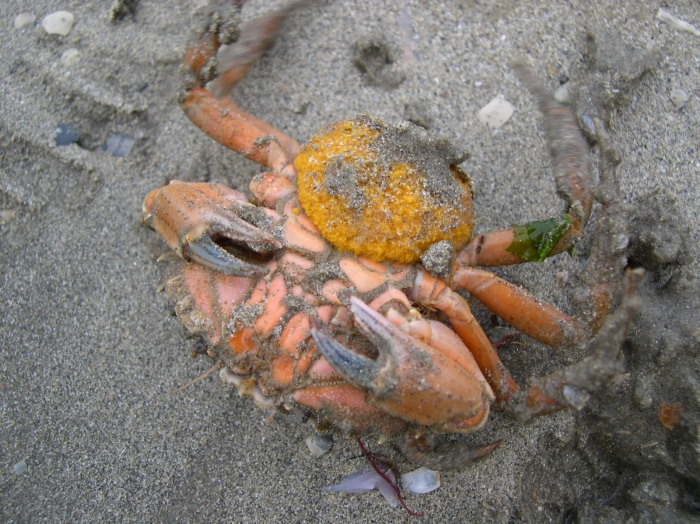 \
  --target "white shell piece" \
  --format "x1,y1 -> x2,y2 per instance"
42,11 -> 74,36
658,8 -> 700,37
61,48 -> 81,67
478,96 -> 514,129
14,13 -> 36,29
670,89 -> 690,109
554,84 -> 570,103
401,466 -> 441,494
305,434 -> 333,458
